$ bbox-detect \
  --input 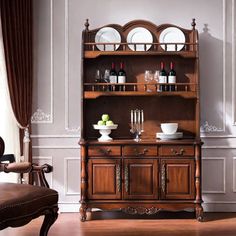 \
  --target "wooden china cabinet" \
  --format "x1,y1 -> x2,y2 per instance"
79,19 -> 203,221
